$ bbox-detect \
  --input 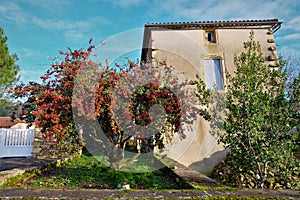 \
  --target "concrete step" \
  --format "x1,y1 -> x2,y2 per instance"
160,156 -> 219,187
